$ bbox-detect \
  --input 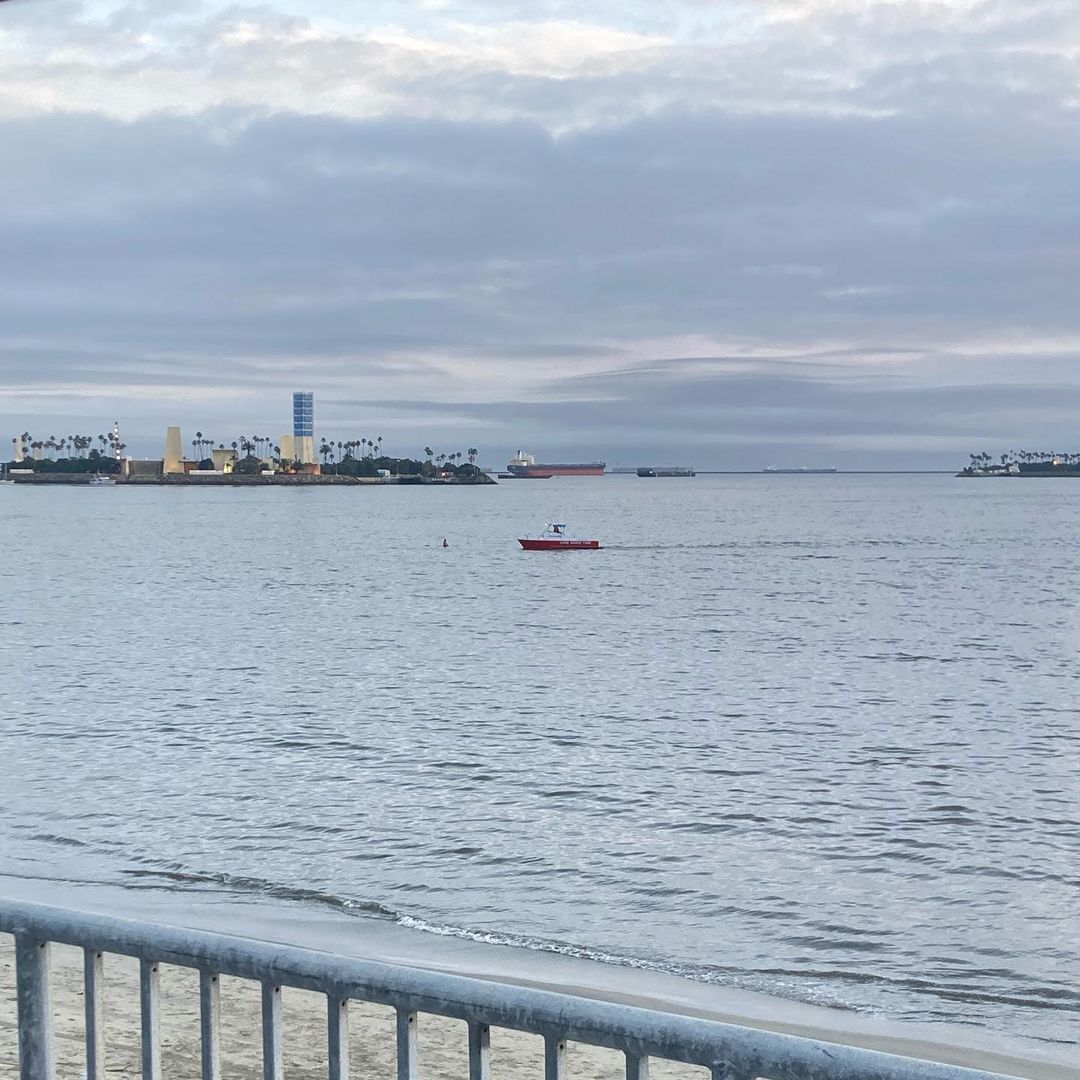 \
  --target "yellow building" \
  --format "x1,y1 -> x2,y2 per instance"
280,433 -> 315,466
212,447 -> 239,473
164,426 -> 184,475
